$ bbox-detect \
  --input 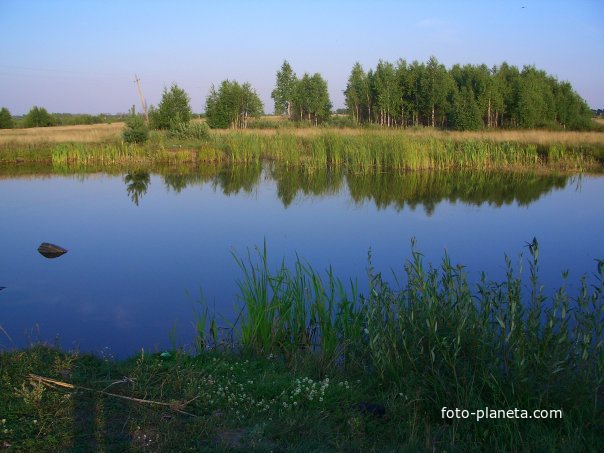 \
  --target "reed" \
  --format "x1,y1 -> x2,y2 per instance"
2,129 -> 601,172
223,240 -> 603,447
